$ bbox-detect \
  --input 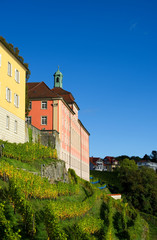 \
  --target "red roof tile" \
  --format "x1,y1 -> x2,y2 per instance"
28,82 -> 59,99
51,87 -> 75,104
